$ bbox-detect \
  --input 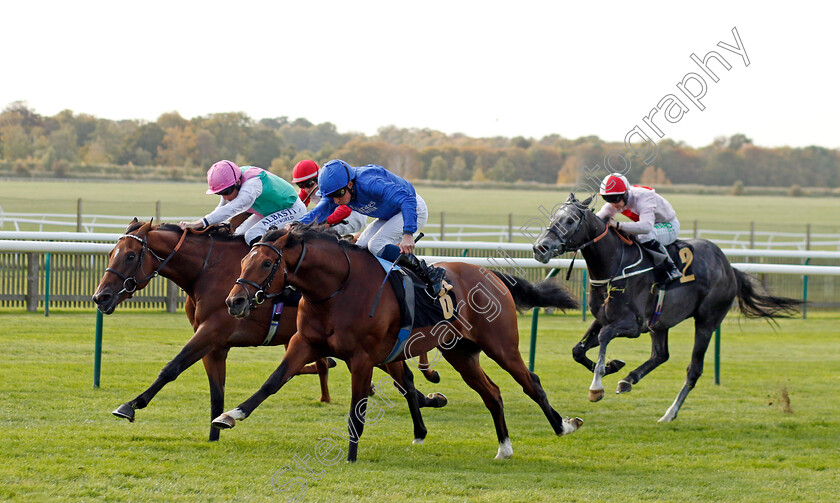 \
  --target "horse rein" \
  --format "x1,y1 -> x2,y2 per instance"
235,239 -> 353,308
106,229 -> 188,297
547,204 -> 636,282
